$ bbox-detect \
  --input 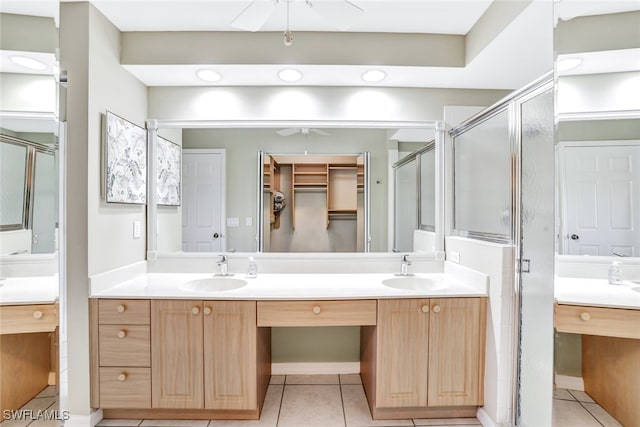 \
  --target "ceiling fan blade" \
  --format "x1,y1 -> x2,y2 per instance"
231,0 -> 276,32
311,128 -> 331,136
276,128 -> 300,136
309,0 -> 364,31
